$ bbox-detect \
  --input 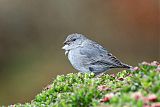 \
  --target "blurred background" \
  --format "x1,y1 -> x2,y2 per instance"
0,0 -> 159,105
